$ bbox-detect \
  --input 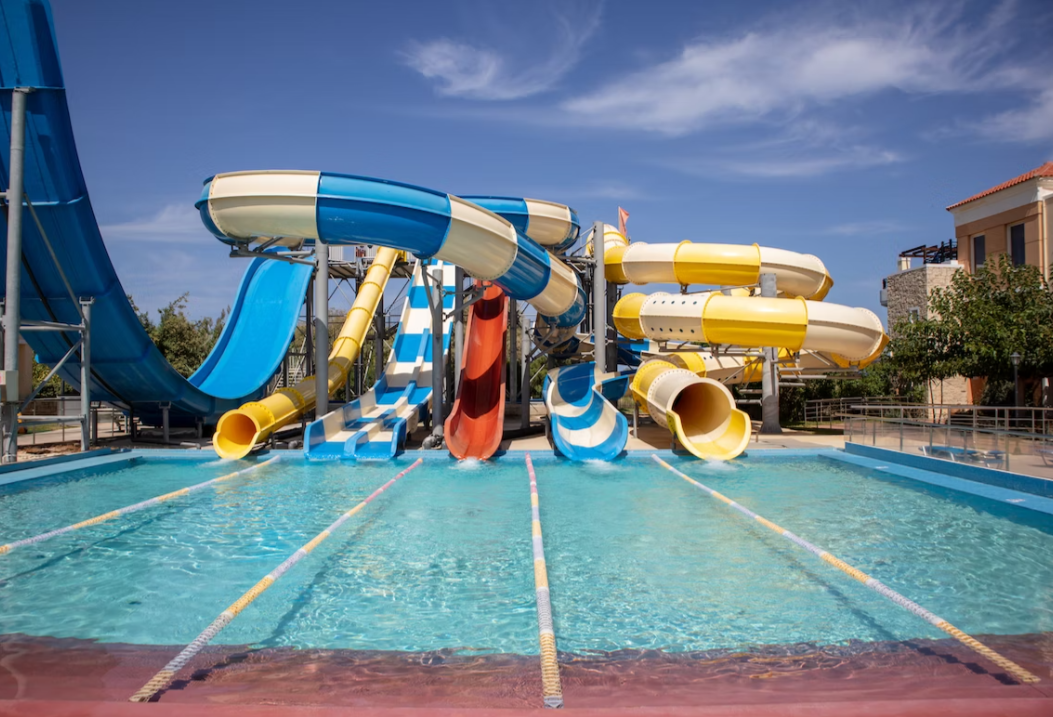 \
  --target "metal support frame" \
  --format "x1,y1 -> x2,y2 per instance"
314,241 -> 330,418
759,273 -> 782,434
509,298 -> 519,401
2,88 -> 30,463
374,293 -> 384,389
427,267 -> 445,444
79,299 -> 93,451
592,221 -> 606,374
453,267 -> 464,395
521,310 -> 530,430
